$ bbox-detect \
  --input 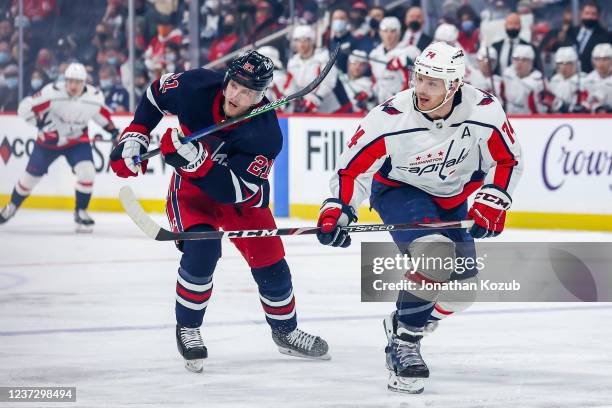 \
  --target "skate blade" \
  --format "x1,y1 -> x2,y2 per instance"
387,372 -> 425,394
184,359 -> 204,373
75,224 -> 94,233
277,346 -> 331,361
